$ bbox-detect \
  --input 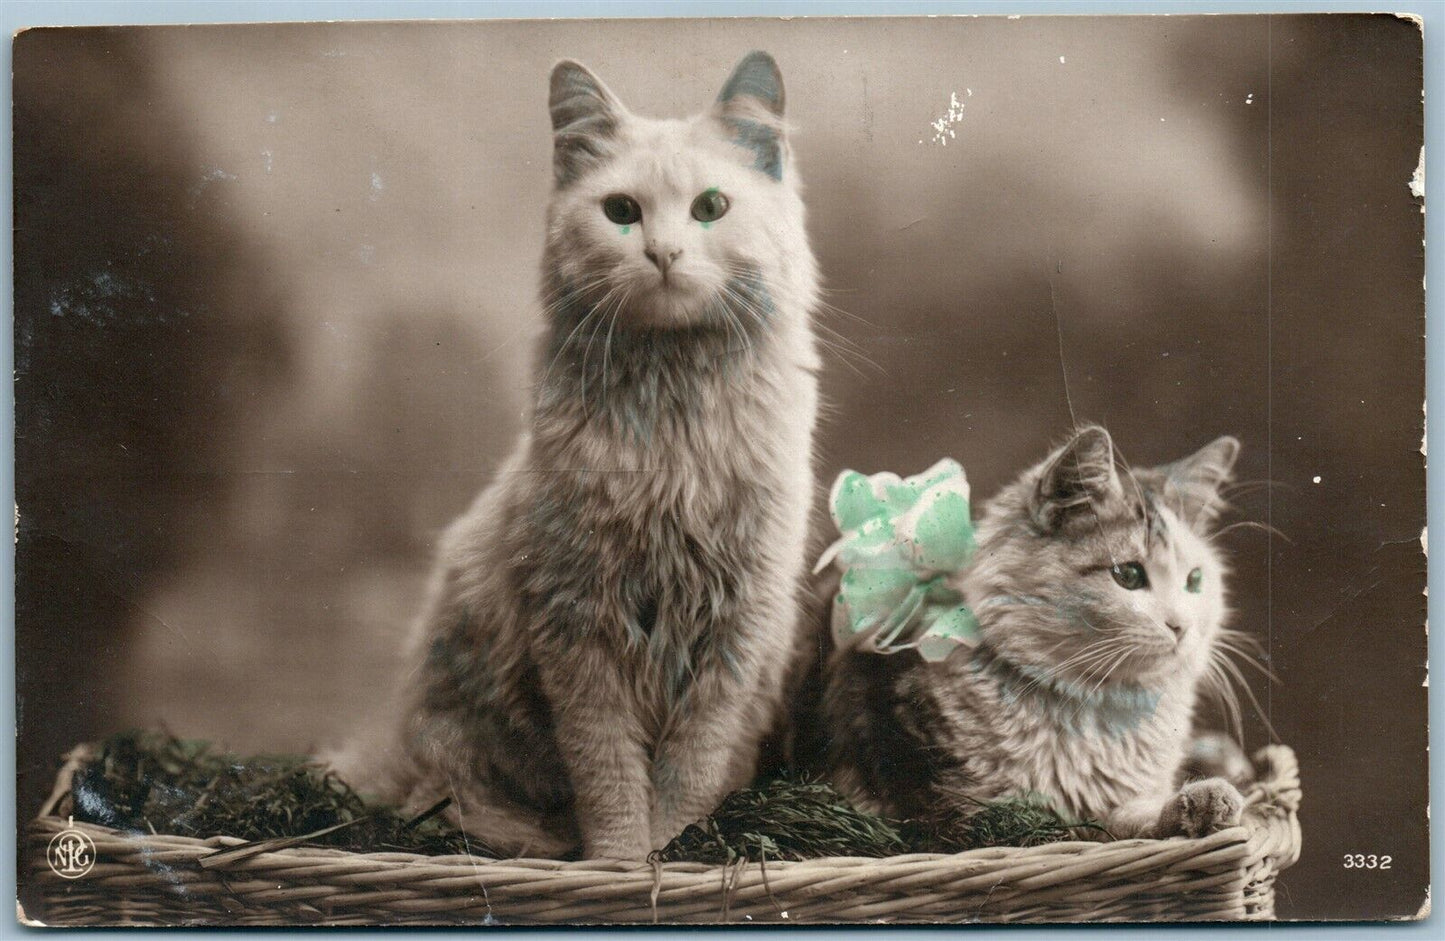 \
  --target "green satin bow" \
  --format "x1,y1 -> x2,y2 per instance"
814,458 -> 981,662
